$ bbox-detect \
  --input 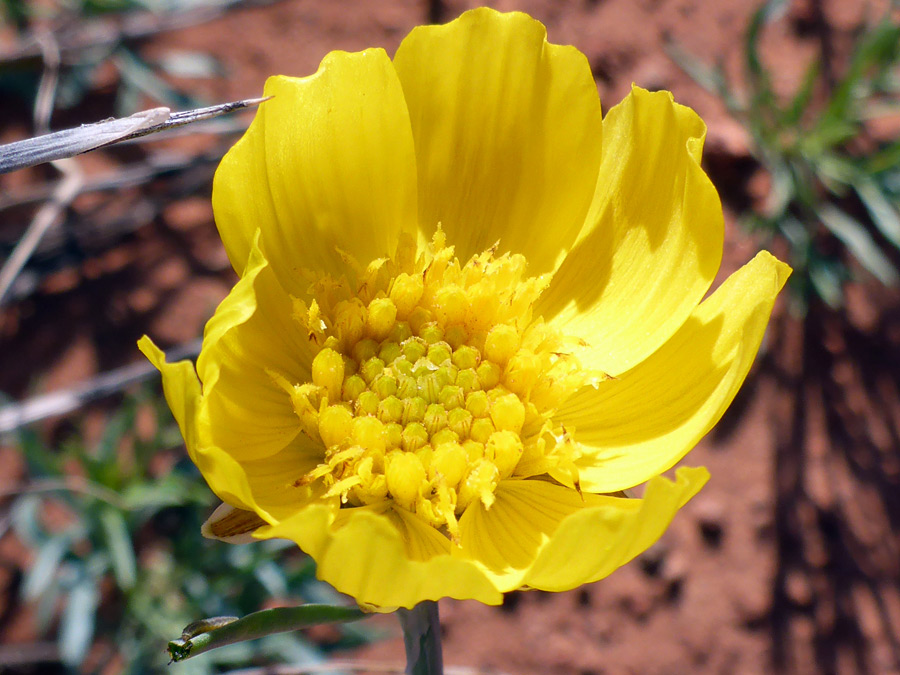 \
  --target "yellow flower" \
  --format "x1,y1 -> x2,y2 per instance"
139,8 -> 790,610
